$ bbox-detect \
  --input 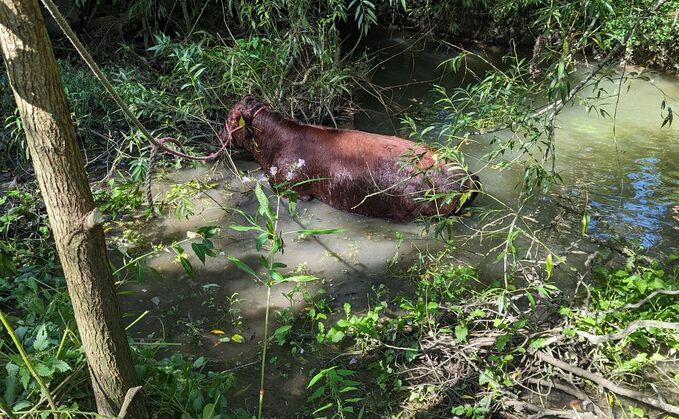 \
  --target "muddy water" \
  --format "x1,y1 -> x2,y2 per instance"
118,31 -> 679,415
